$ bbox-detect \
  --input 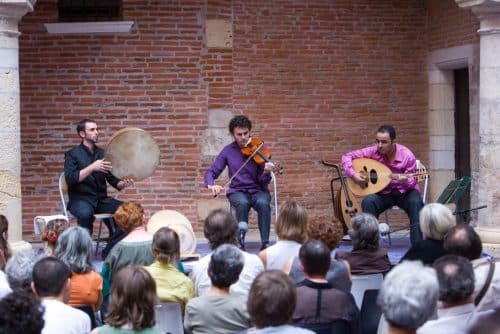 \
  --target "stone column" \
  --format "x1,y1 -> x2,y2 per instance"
0,0 -> 36,252
456,0 -> 500,254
